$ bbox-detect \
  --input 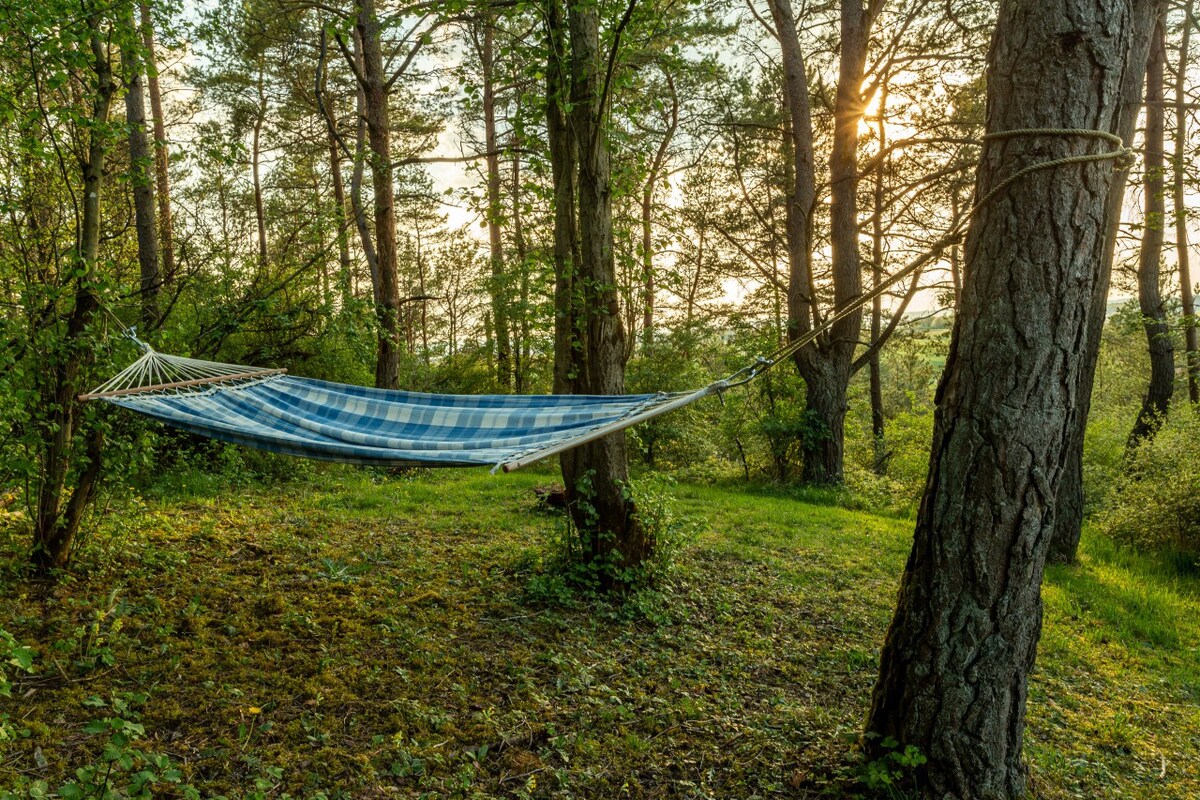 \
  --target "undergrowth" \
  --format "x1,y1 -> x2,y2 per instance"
0,468 -> 1195,798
